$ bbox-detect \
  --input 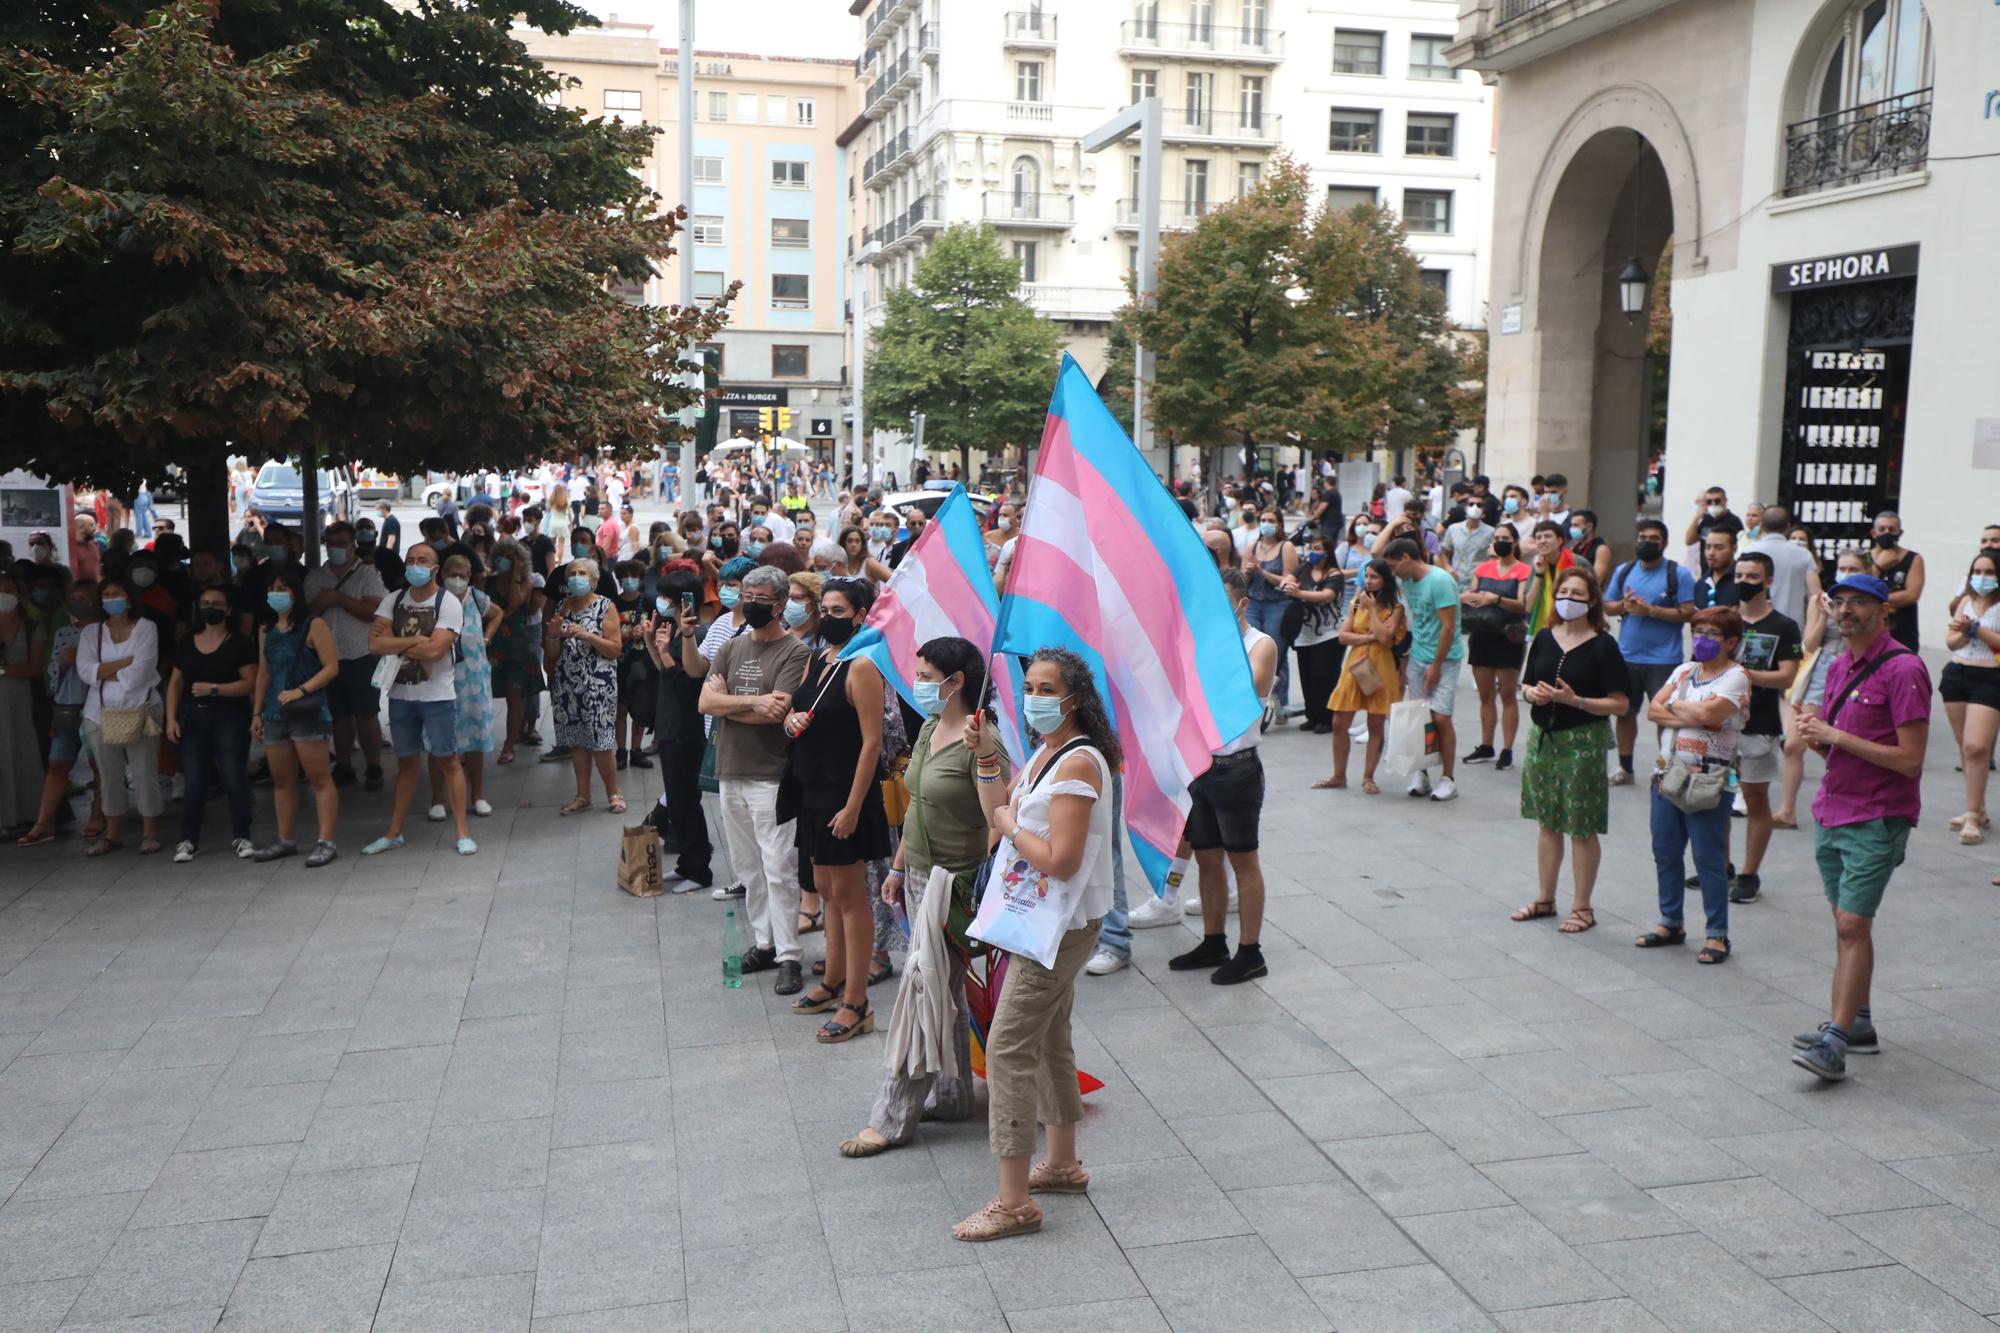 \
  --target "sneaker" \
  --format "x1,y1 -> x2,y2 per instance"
712,882 -> 747,901
305,841 -> 338,868
1429,778 -> 1458,802
1686,863 -> 1736,890
331,761 -> 357,789
1495,749 -> 1514,771
1793,1021 -> 1879,1054
630,751 -> 654,769
1791,1036 -> 1847,1082
1212,946 -> 1268,986
455,836 -> 478,856
1127,894 -> 1182,928
426,803 -> 447,822
1184,887 -> 1239,915
363,765 -> 384,792
665,872 -> 708,895
1084,949 -> 1130,976
739,946 -> 778,974
252,839 -> 298,862
360,835 -> 406,856
774,961 -> 804,996
1463,745 -> 1495,765
1609,768 -> 1634,787
172,840 -> 196,863
1729,872 -> 1762,904
1732,792 -> 1748,818
616,749 -> 629,771
539,746 -> 573,764
472,799 -> 494,817
231,838 -> 256,860
1169,936 -> 1231,971
1406,770 -> 1431,798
